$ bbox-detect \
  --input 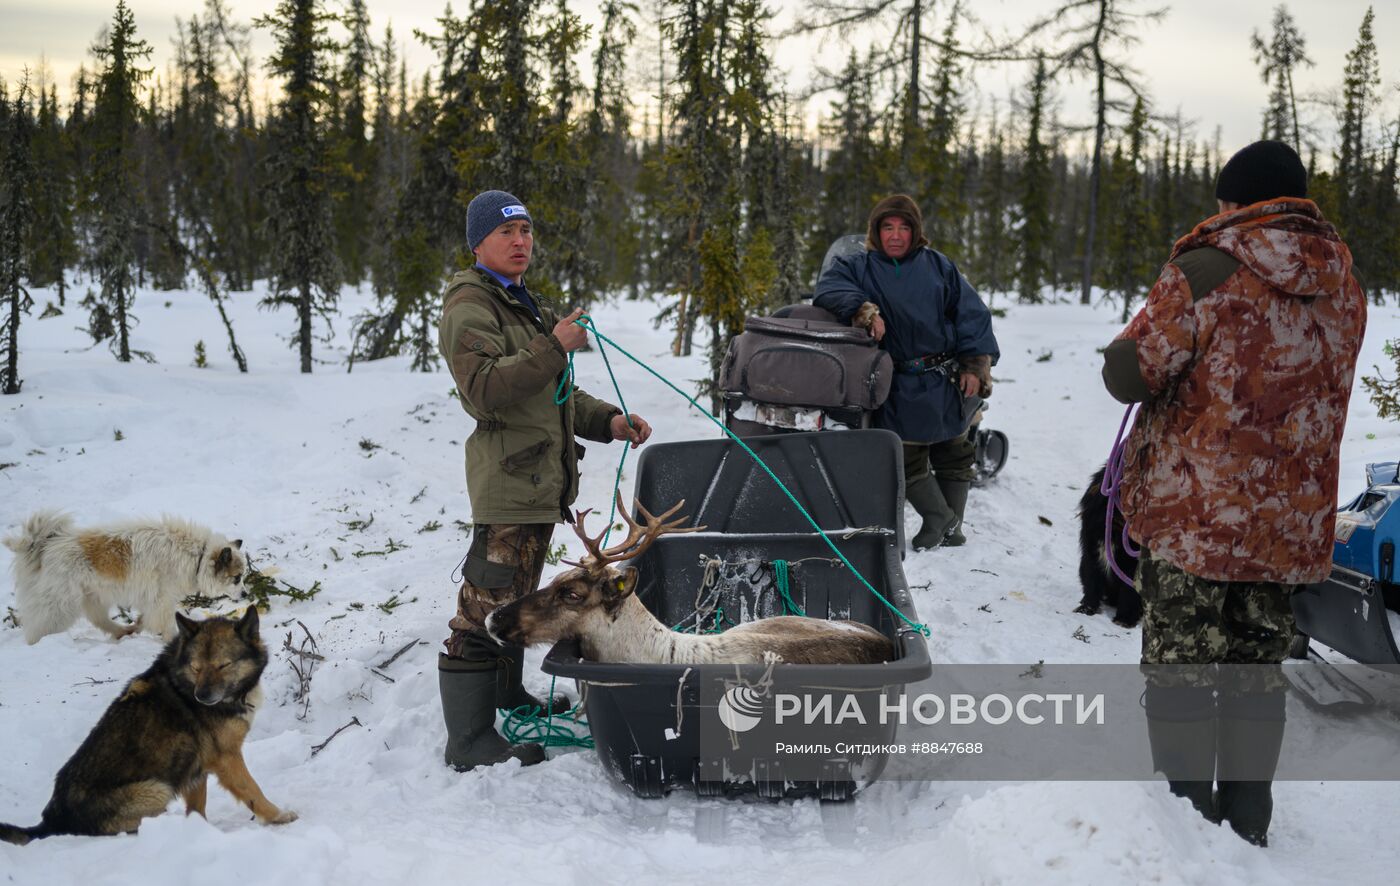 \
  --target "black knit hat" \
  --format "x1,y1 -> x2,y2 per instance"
466,190 -> 532,250
1215,140 -> 1307,206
